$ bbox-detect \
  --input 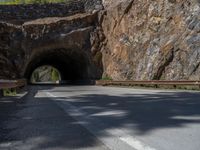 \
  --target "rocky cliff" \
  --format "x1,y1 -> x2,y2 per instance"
100,0 -> 200,80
